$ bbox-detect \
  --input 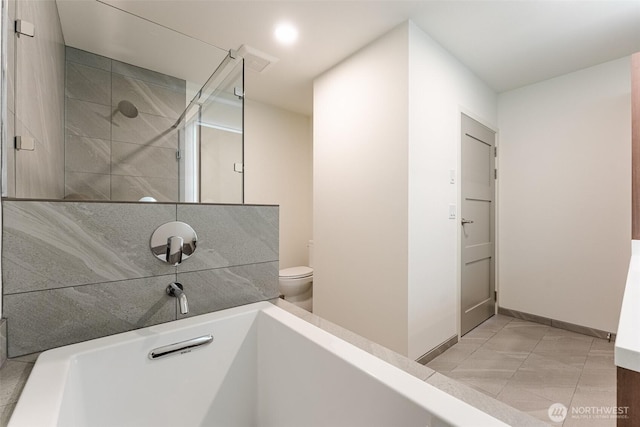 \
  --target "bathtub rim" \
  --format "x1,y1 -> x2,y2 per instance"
8,301 -> 509,427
